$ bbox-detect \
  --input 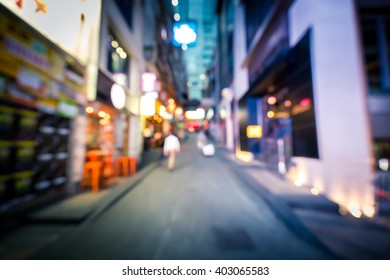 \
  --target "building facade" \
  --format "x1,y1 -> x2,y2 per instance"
215,0 -> 390,217
0,0 -> 155,221
142,0 -> 187,144
0,0 -> 101,220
